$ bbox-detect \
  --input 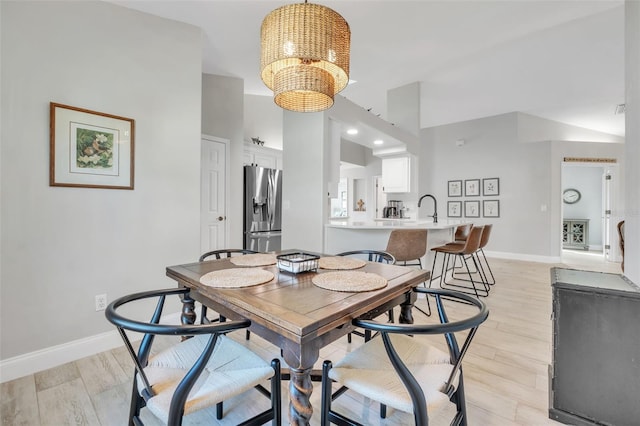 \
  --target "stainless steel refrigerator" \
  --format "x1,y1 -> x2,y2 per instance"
243,165 -> 282,252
